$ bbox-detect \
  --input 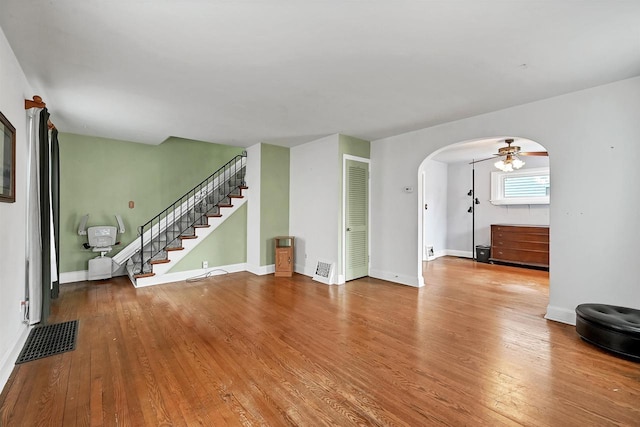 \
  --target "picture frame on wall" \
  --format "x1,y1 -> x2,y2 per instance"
0,111 -> 16,203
